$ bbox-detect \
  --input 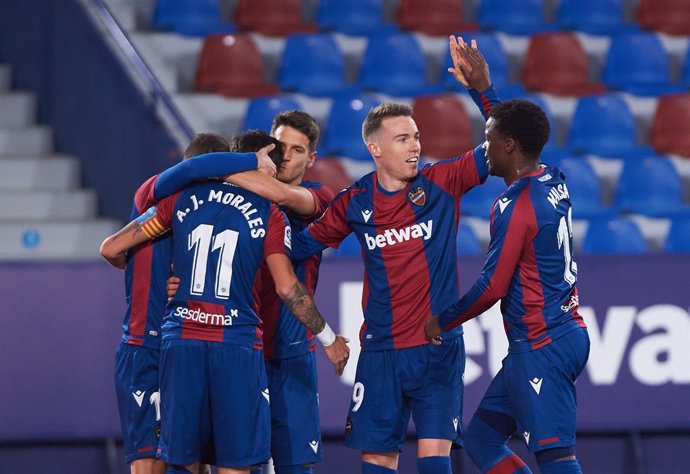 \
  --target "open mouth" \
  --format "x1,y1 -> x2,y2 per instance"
406,157 -> 419,165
